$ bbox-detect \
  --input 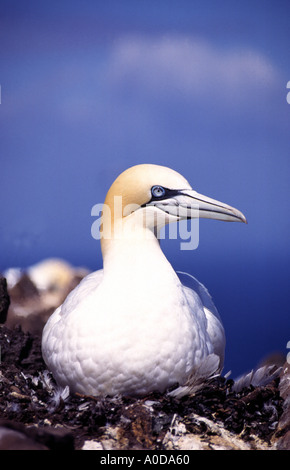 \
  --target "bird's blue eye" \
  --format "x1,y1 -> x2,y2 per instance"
152,185 -> 166,198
